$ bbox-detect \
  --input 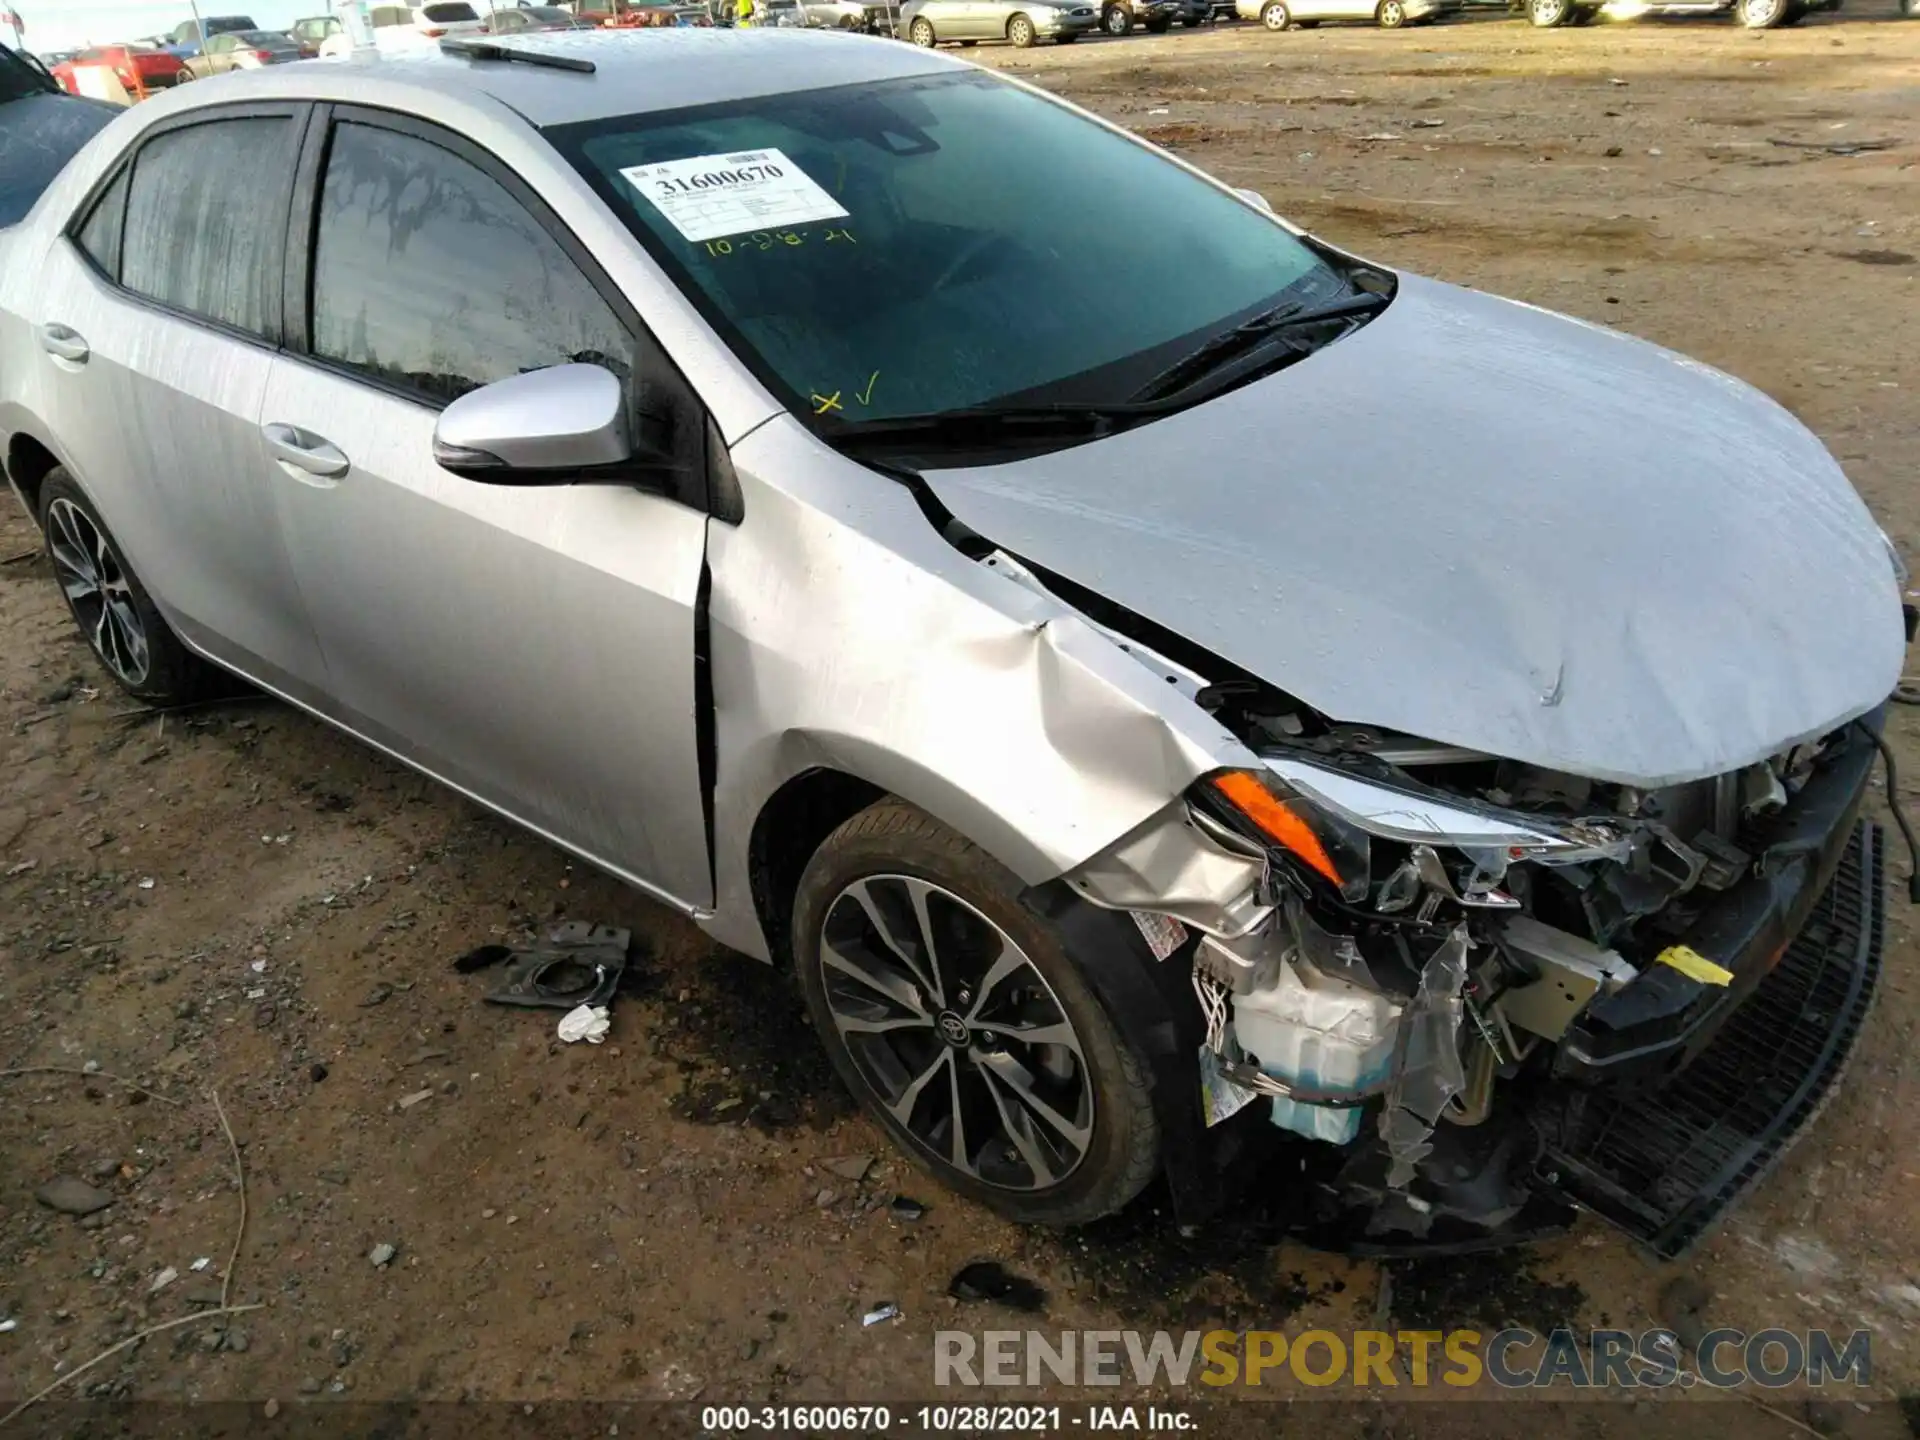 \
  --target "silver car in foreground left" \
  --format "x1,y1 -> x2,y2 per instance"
0,30 -> 1908,1252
